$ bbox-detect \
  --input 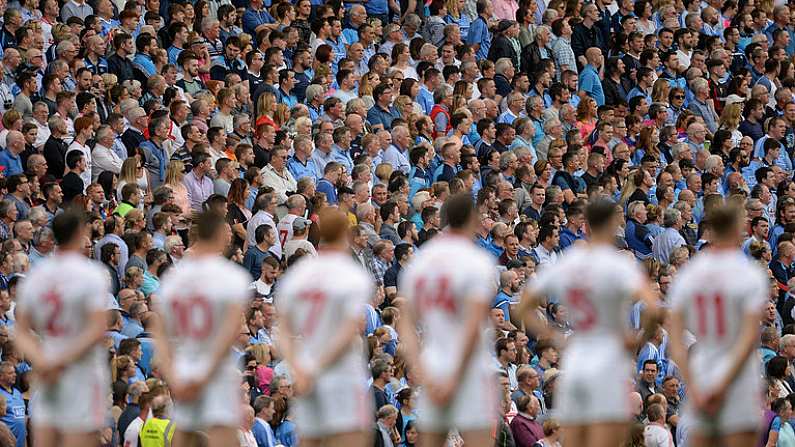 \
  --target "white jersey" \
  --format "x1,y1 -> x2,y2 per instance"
277,251 -> 373,374
158,256 -> 251,380
669,249 -> 768,391
276,214 -> 298,248
17,252 -> 108,364
399,234 -> 496,377
530,245 -> 644,343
